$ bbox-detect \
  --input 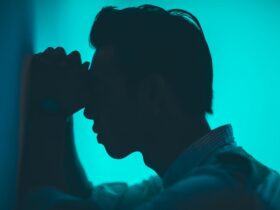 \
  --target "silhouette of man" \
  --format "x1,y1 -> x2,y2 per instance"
19,4 -> 280,210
